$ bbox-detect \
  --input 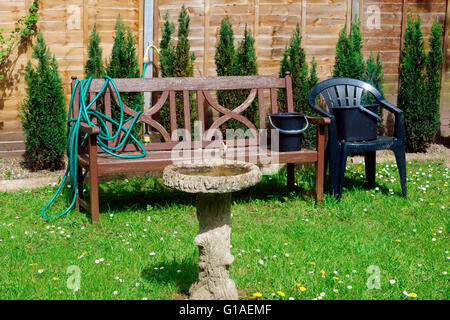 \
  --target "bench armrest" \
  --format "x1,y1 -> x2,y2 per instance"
306,116 -> 331,126
79,122 -> 100,135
